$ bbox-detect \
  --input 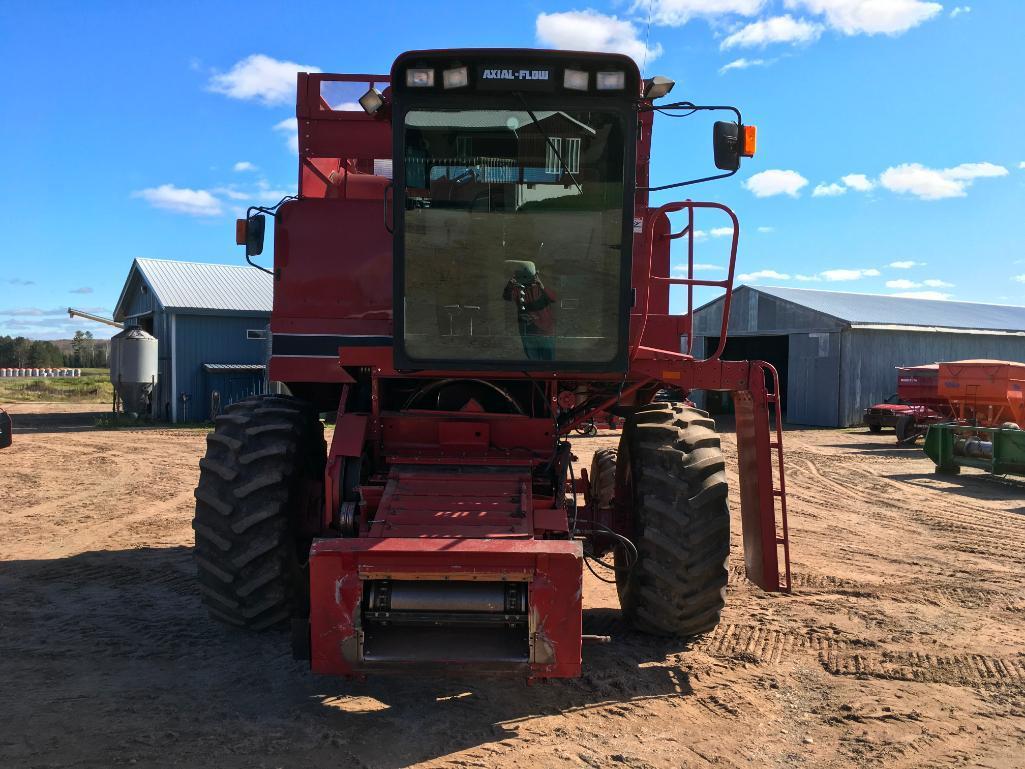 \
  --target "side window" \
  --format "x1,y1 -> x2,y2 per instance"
246,329 -> 267,341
